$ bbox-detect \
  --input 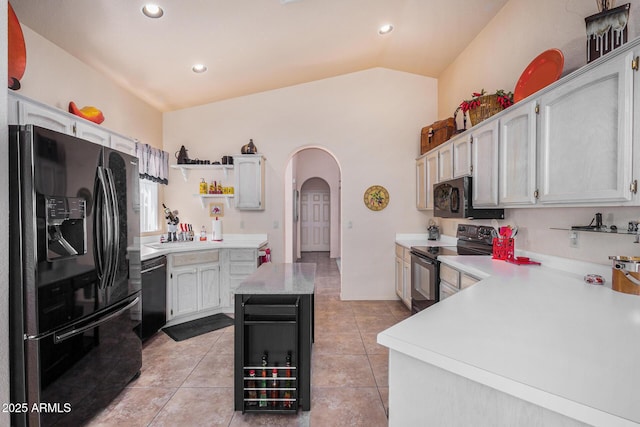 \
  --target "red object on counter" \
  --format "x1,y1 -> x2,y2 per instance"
492,237 -> 514,260
506,256 -> 541,266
